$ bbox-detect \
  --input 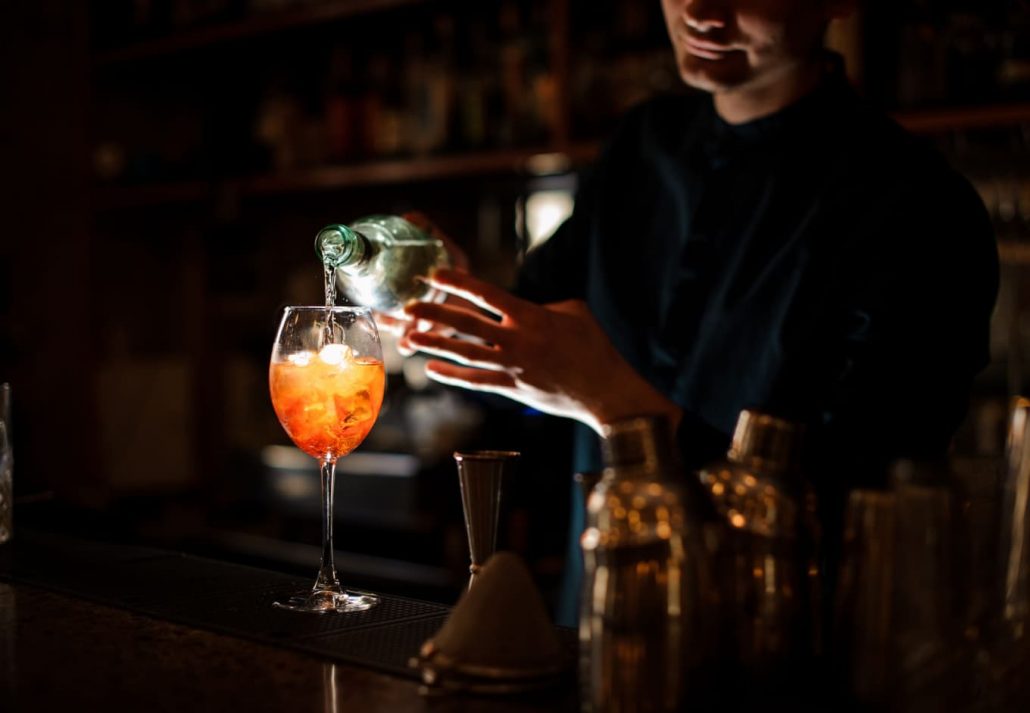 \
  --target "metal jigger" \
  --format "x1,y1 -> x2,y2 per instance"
454,450 -> 519,589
